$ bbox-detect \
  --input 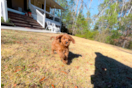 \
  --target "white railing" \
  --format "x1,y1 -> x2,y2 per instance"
7,8 -> 25,15
32,4 -> 61,23
29,3 -> 61,29
1,0 -> 8,22
29,4 -> 45,28
46,18 -> 61,26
